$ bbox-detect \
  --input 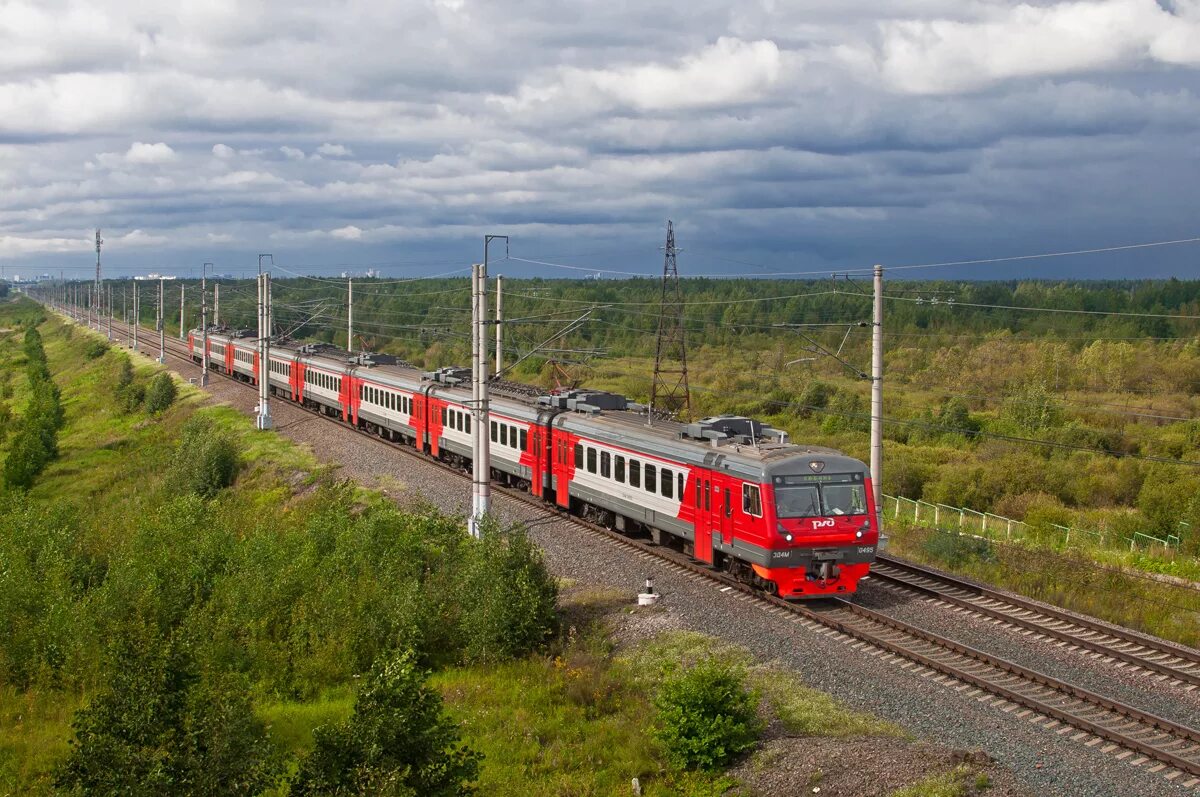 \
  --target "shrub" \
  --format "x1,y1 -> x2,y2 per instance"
292,650 -> 480,796
166,417 -> 241,498
919,529 -> 995,568
458,524 -> 558,663
84,339 -> 109,360
56,626 -> 282,796
2,326 -> 62,490
144,371 -> 178,415
653,657 -> 762,771
2,427 -> 53,491
820,390 -> 869,434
